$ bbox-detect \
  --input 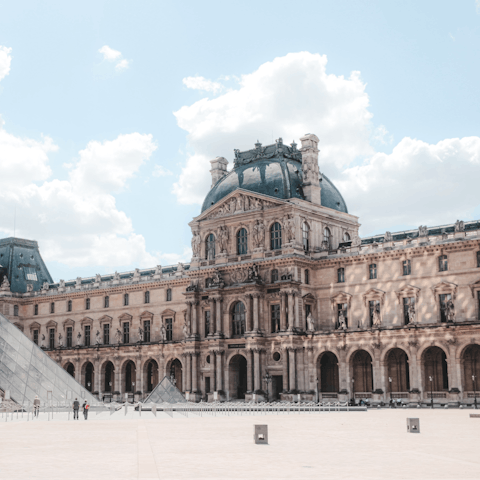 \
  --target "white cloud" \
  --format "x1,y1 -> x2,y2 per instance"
0,46 -> 12,82
476,0 -> 480,14
115,59 -> 130,71
183,76 -> 224,93
156,247 -> 192,265
372,125 -> 393,146
99,45 -> 122,61
152,165 -> 173,177
173,52 -> 374,204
